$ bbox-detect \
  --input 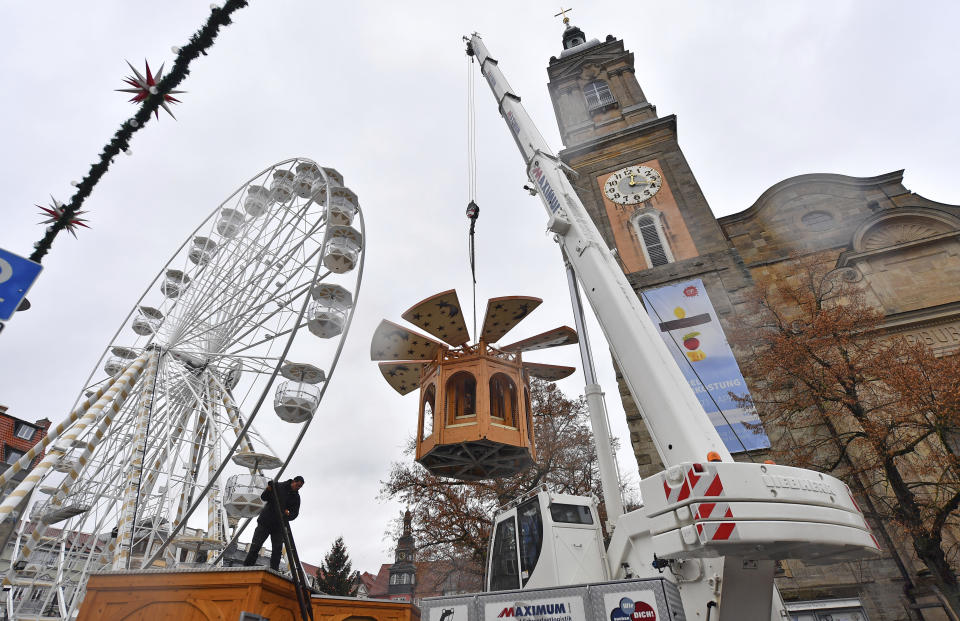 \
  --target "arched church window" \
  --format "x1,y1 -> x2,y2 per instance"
632,210 -> 674,268
584,80 -> 616,111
